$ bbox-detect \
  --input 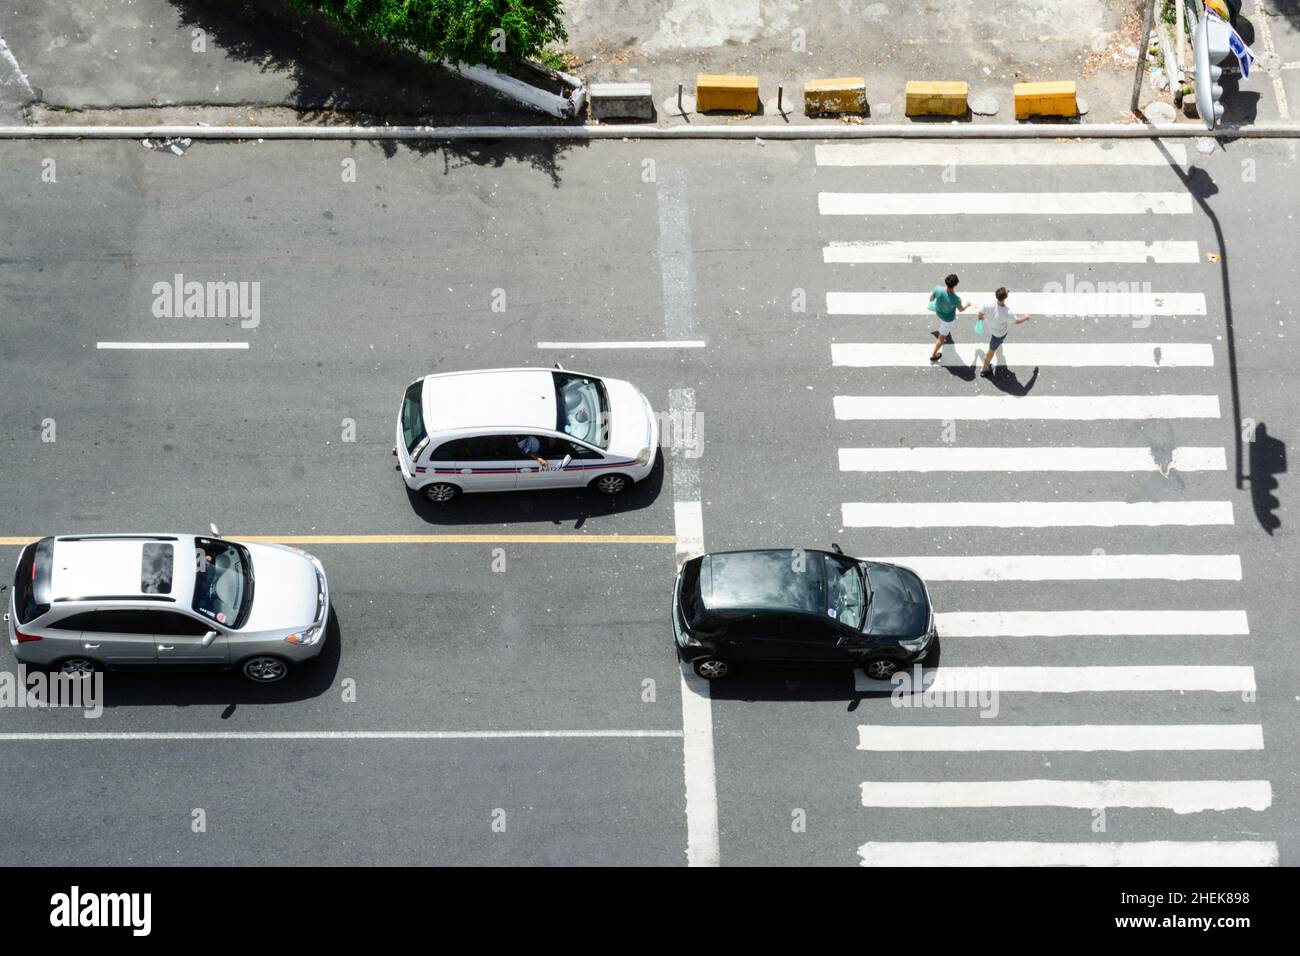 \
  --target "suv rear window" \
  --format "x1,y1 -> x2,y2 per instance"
13,537 -> 53,625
